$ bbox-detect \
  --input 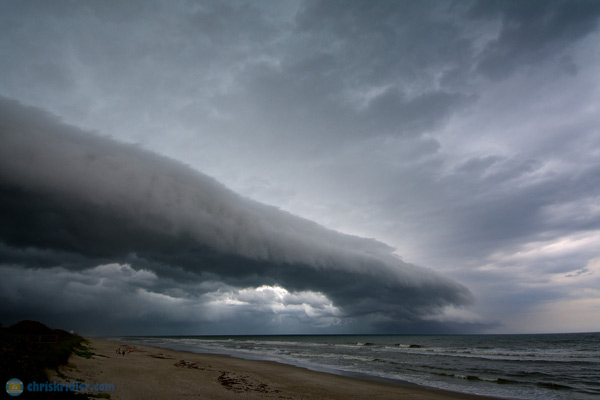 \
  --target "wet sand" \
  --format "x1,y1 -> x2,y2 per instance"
49,338 -> 504,399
